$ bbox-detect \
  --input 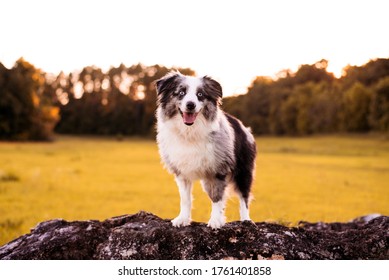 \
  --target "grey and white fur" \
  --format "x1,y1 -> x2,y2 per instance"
155,71 -> 256,228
